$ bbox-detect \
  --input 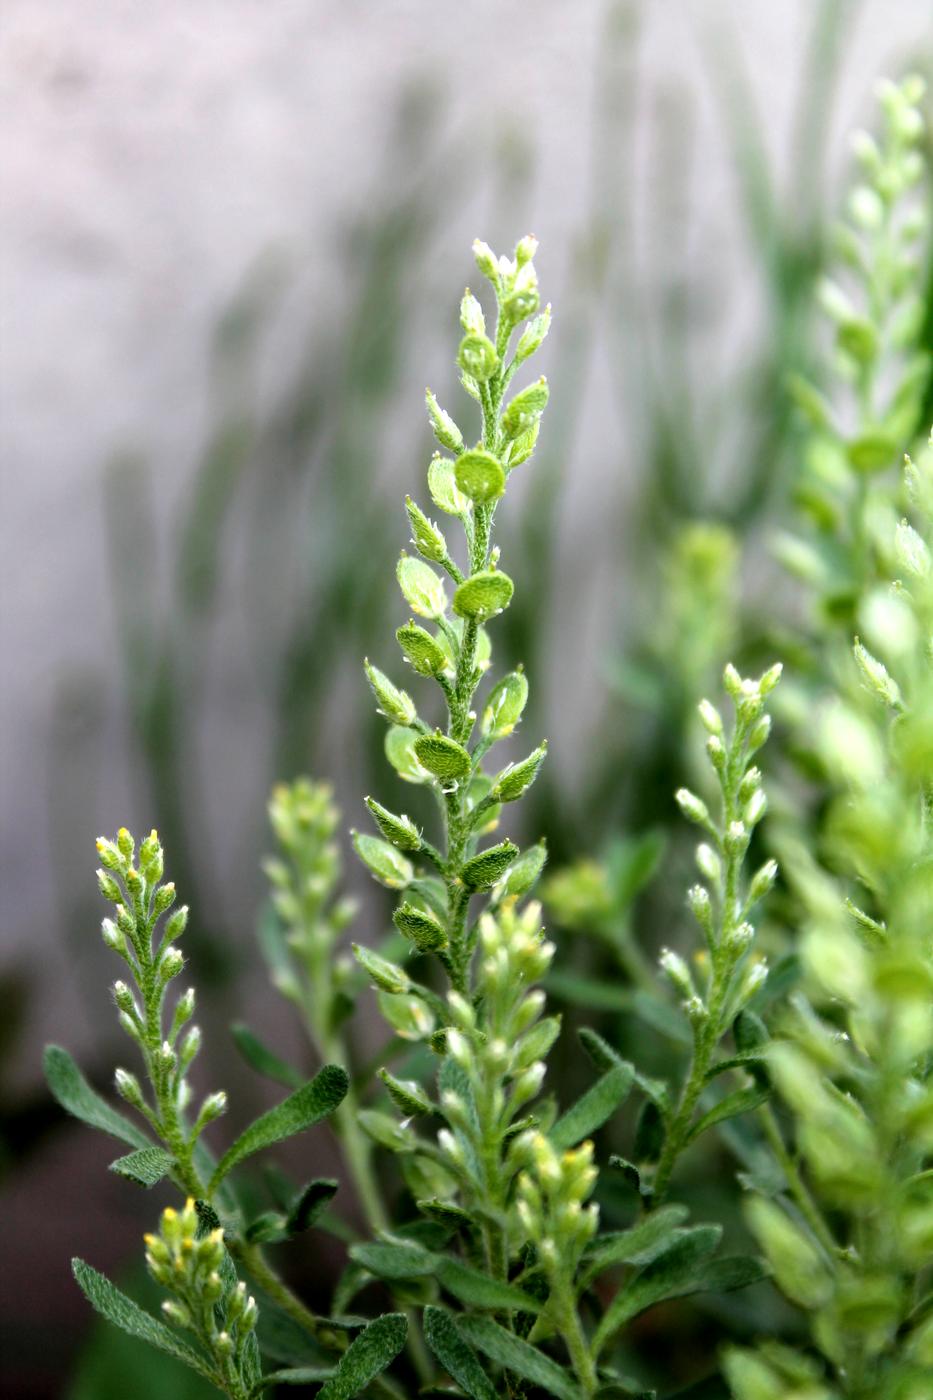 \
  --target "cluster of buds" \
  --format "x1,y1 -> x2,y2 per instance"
670,665 -> 782,1036
436,904 -> 558,1188
264,779 -> 357,1007
96,827 -> 225,1147
145,1200 -> 257,1382
515,1134 -> 599,1282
